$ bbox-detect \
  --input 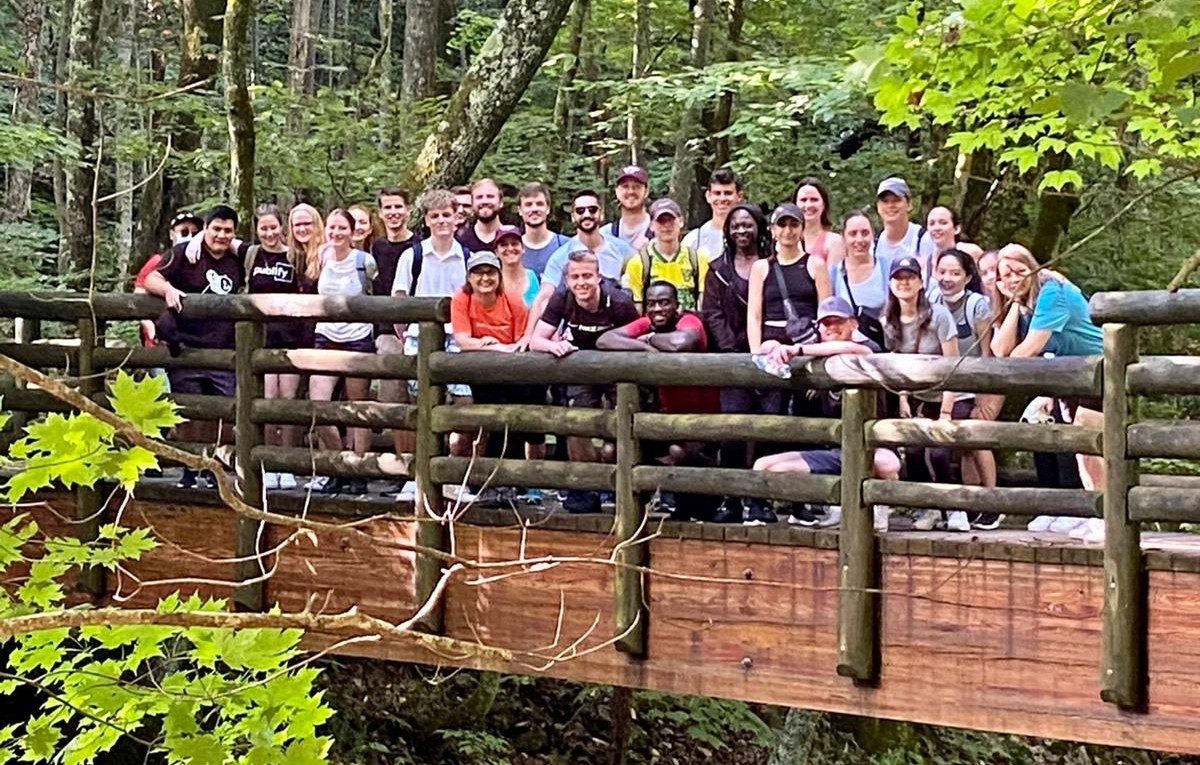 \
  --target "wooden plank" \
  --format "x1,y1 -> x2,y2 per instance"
0,343 -> 77,369
414,321 -> 449,634
252,348 -> 417,378
1127,420 -> 1200,459
432,404 -> 615,439
251,445 -> 414,478
614,383 -> 646,657
93,346 -> 236,371
1100,323 -> 1146,710
1090,289 -> 1200,326
74,318 -> 104,599
252,399 -> 417,429
635,412 -> 840,445
1129,486 -> 1200,524
869,418 -> 1101,455
1126,357 -> 1200,395
864,480 -> 1101,518
432,456 -> 615,491
234,321 -> 266,612
837,389 -> 878,683
633,466 -> 838,504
